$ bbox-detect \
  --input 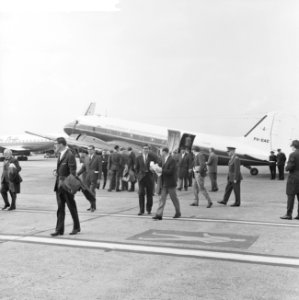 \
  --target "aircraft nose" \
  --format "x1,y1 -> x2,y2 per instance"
64,120 -> 79,135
